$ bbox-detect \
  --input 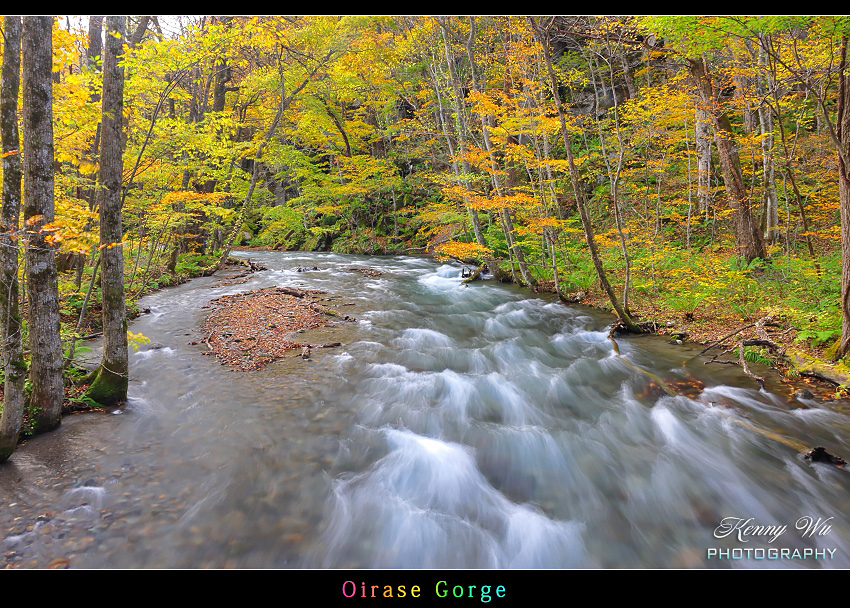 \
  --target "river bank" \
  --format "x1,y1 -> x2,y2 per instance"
2,250 -> 849,569
233,247 -> 849,404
